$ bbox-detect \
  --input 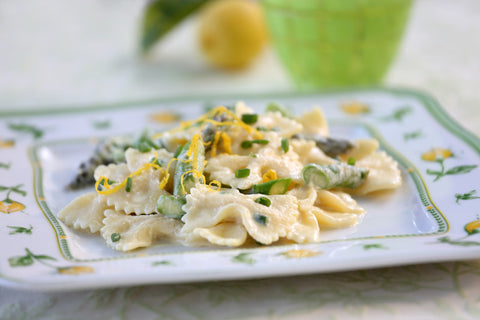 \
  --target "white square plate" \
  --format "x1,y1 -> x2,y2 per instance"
1,88 -> 480,291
